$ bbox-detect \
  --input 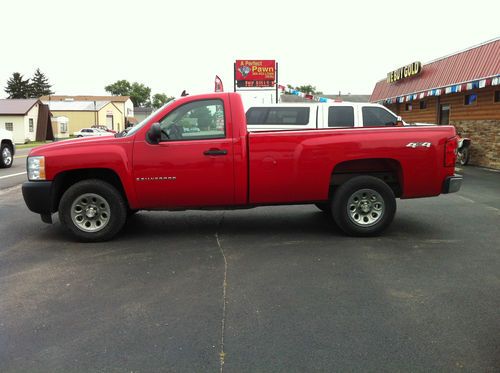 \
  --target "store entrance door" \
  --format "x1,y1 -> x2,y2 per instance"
439,104 -> 450,125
